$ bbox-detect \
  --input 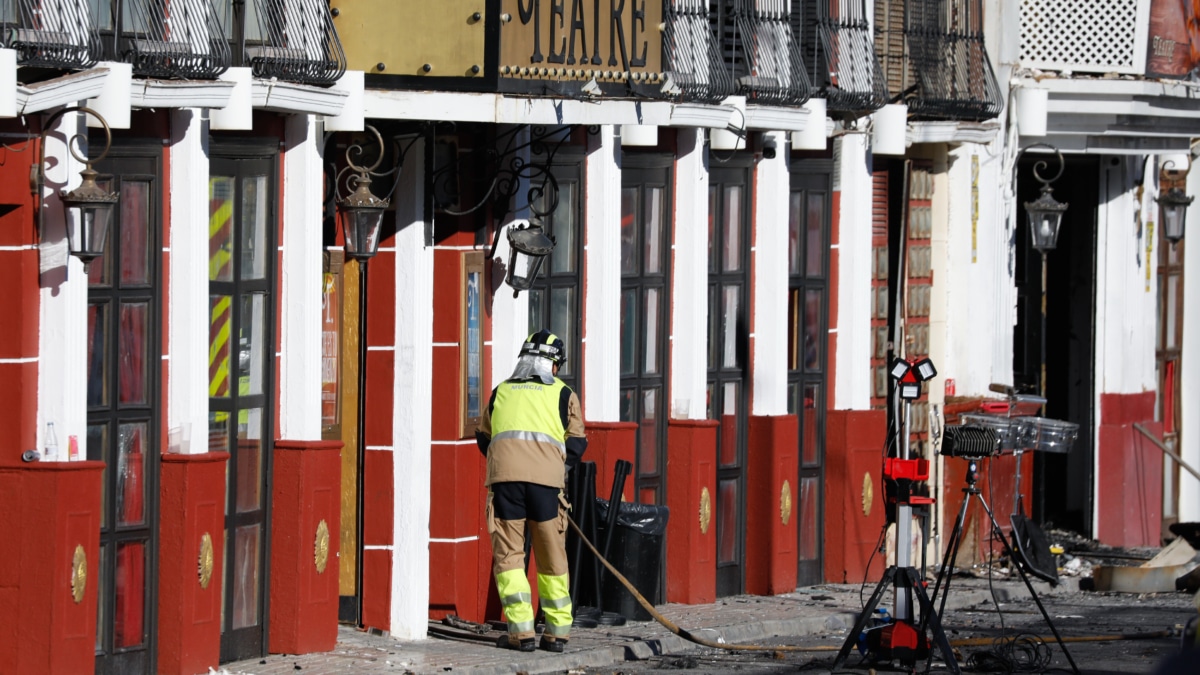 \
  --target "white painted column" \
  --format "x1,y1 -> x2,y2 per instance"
942,143 -> 1011,396
166,109 -> 211,454
491,128 -> 530,389
390,136 -> 433,640
584,125 -> 621,422
670,128 -> 709,420
278,114 -> 323,441
833,133 -> 872,410
1094,157 -> 1158,397
751,131 -> 788,416
36,109 -> 86,461
1092,156 -> 1159,532
1180,164 -> 1200,522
